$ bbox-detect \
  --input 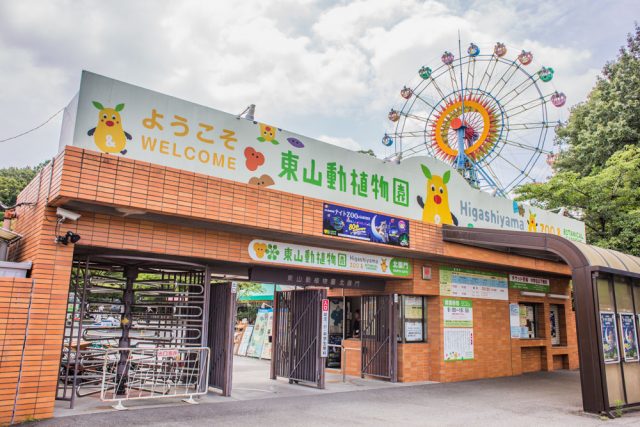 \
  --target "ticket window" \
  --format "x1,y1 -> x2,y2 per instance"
519,303 -> 543,339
